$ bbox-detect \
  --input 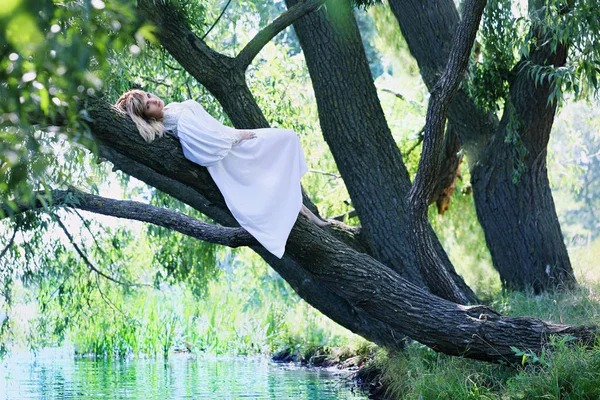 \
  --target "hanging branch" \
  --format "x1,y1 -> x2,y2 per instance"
53,214 -> 149,287
0,227 -> 17,262
402,127 -> 425,158
201,0 -> 233,41
2,186 -> 257,249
